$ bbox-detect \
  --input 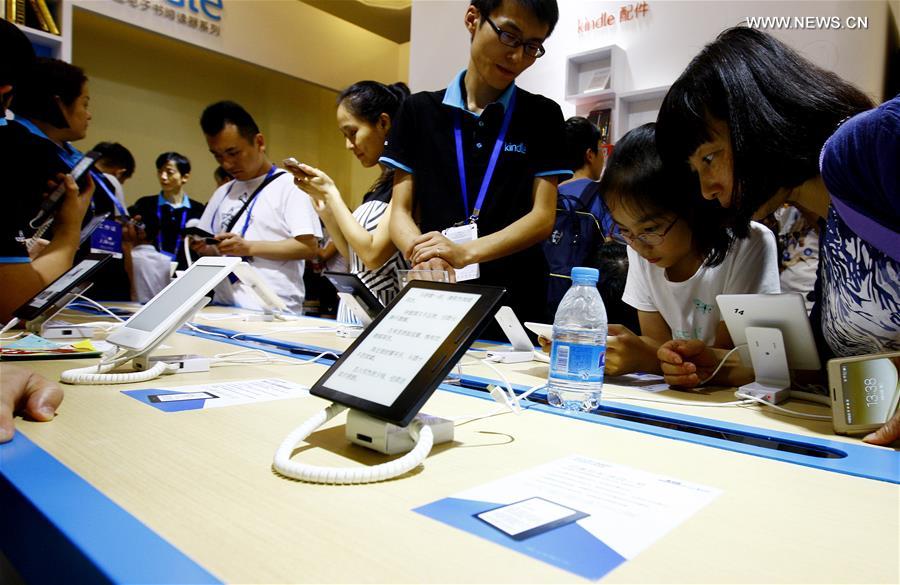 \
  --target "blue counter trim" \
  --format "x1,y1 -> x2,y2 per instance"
0,433 -> 221,583
438,383 -> 899,484
177,327 -> 899,484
